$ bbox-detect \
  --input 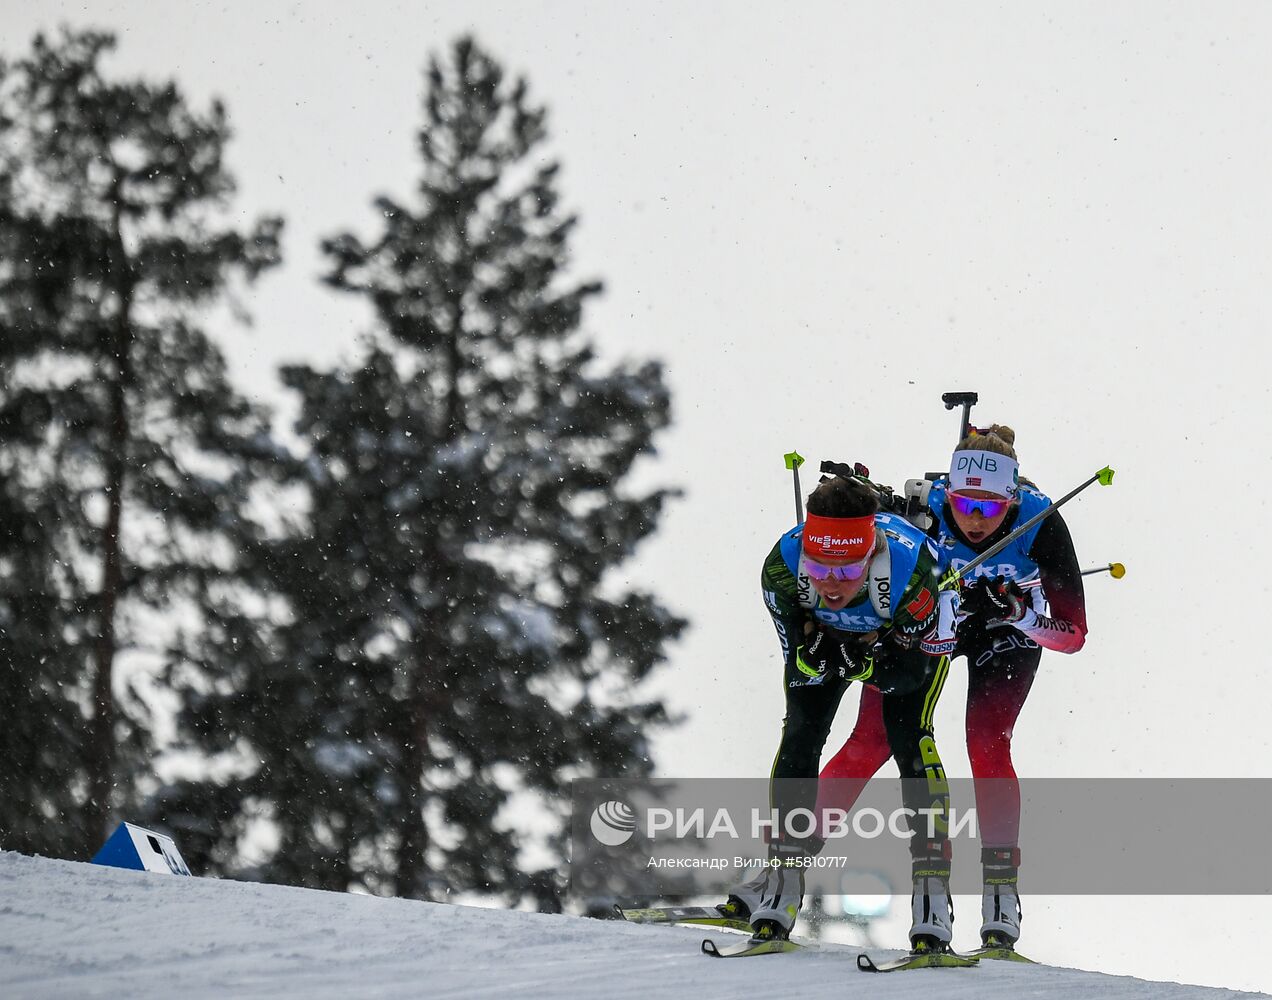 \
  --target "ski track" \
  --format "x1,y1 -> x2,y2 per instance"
0,852 -> 1263,1000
